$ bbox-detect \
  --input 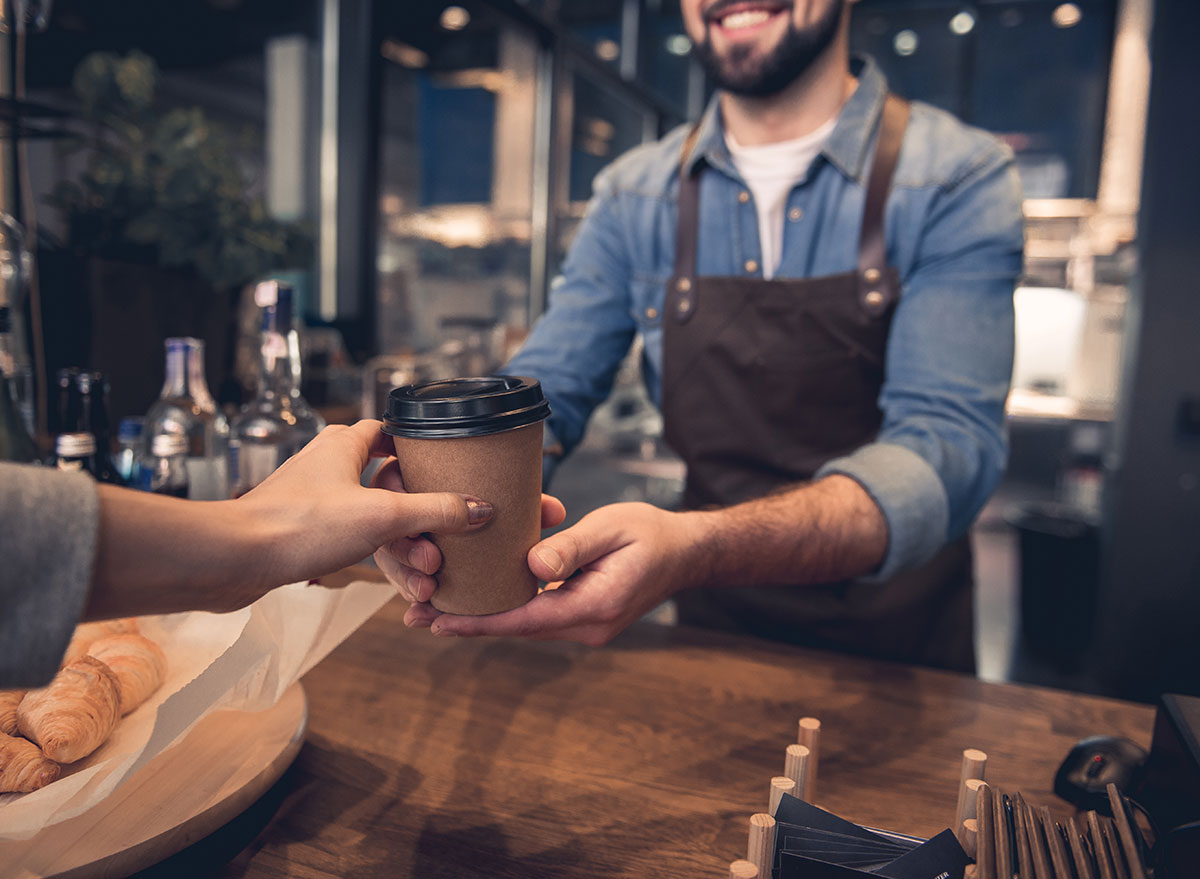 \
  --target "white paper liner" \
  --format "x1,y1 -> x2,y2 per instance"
0,578 -> 397,841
